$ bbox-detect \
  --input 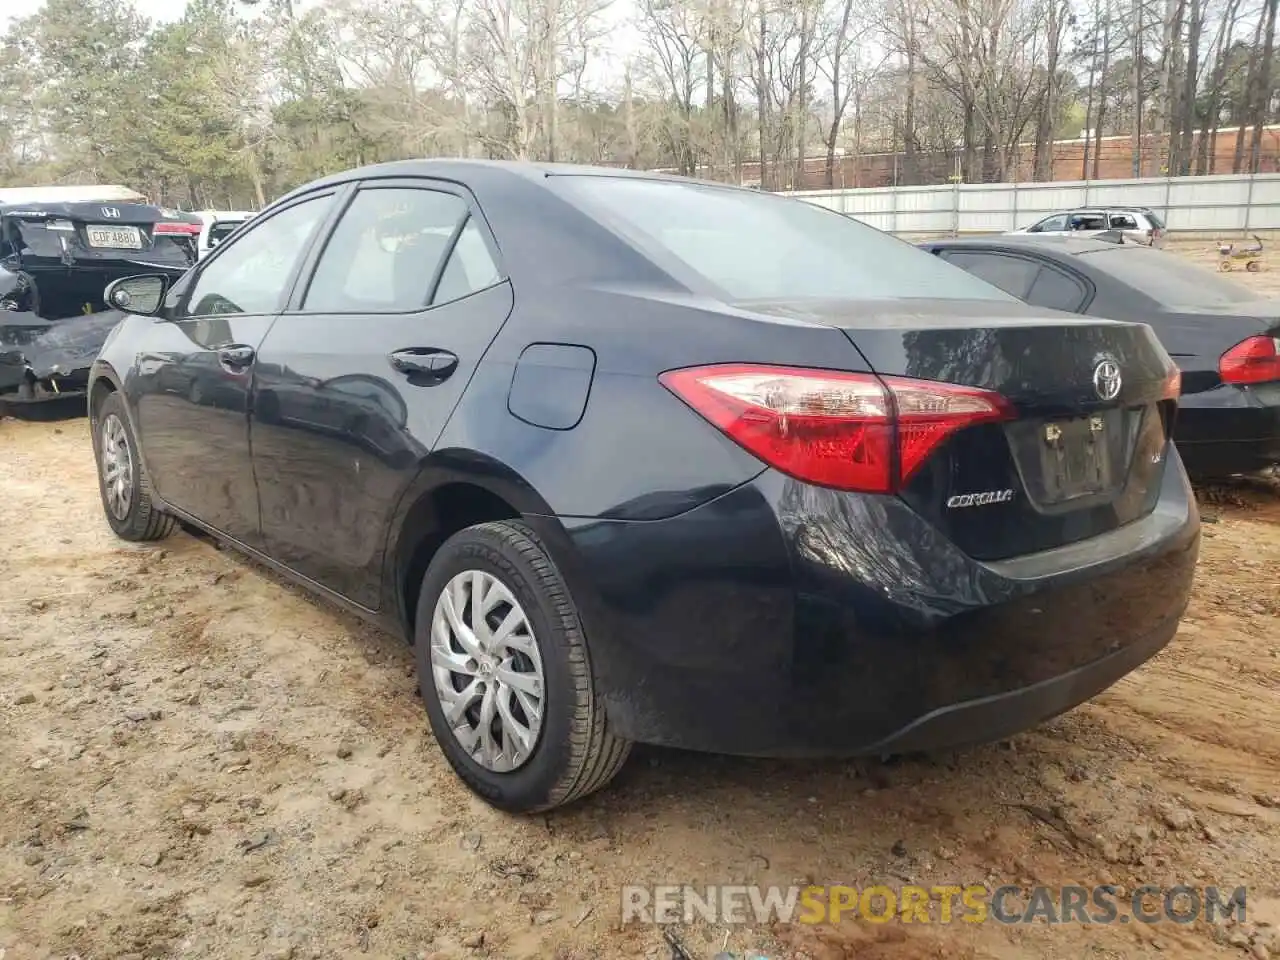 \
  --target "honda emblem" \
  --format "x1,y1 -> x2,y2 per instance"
101,207 -> 121,219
